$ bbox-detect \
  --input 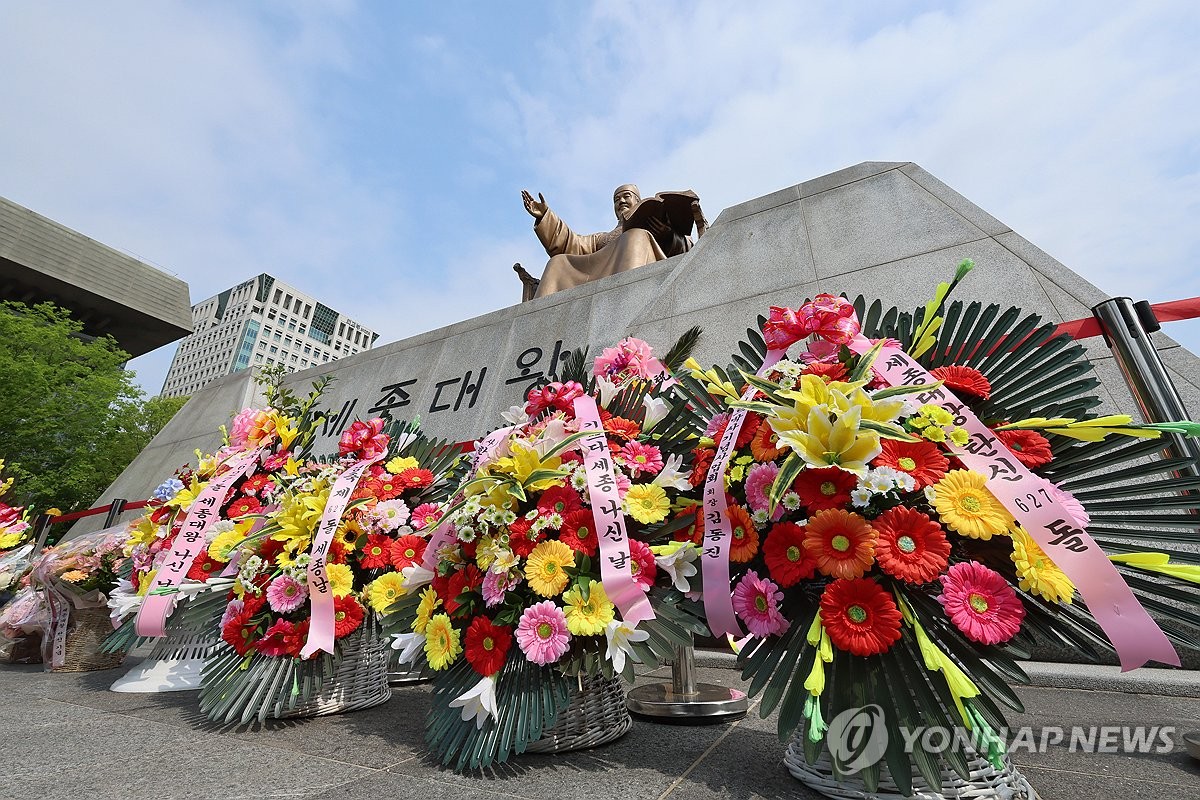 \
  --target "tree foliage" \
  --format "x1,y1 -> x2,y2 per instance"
0,301 -> 188,513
